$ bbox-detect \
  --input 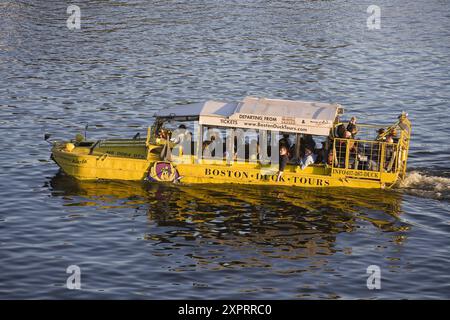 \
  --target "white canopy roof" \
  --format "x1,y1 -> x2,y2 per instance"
154,100 -> 238,120
155,96 -> 343,135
